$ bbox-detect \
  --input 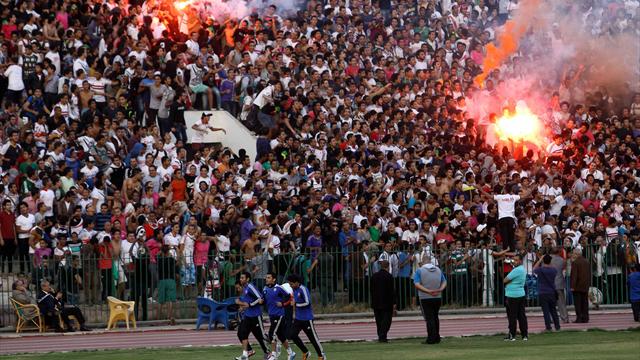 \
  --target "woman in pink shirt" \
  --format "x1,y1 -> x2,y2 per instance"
55,6 -> 69,30
194,236 -> 210,295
